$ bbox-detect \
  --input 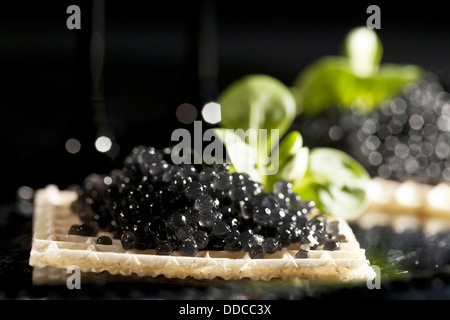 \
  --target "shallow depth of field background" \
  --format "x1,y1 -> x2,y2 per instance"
1,1 -> 448,203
